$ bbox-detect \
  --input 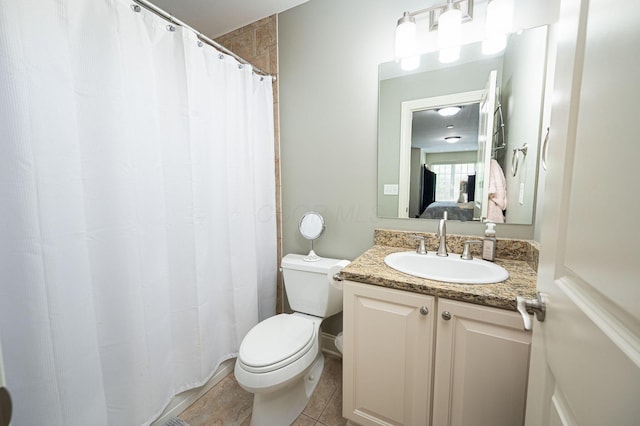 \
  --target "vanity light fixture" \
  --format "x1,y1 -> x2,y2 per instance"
438,1 -> 463,63
446,124 -> 454,129
394,0 -> 473,67
438,106 -> 462,117
445,136 -> 462,143
395,12 -> 420,70
394,0 -> 518,65
483,0 -> 514,54
400,55 -> 420,71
